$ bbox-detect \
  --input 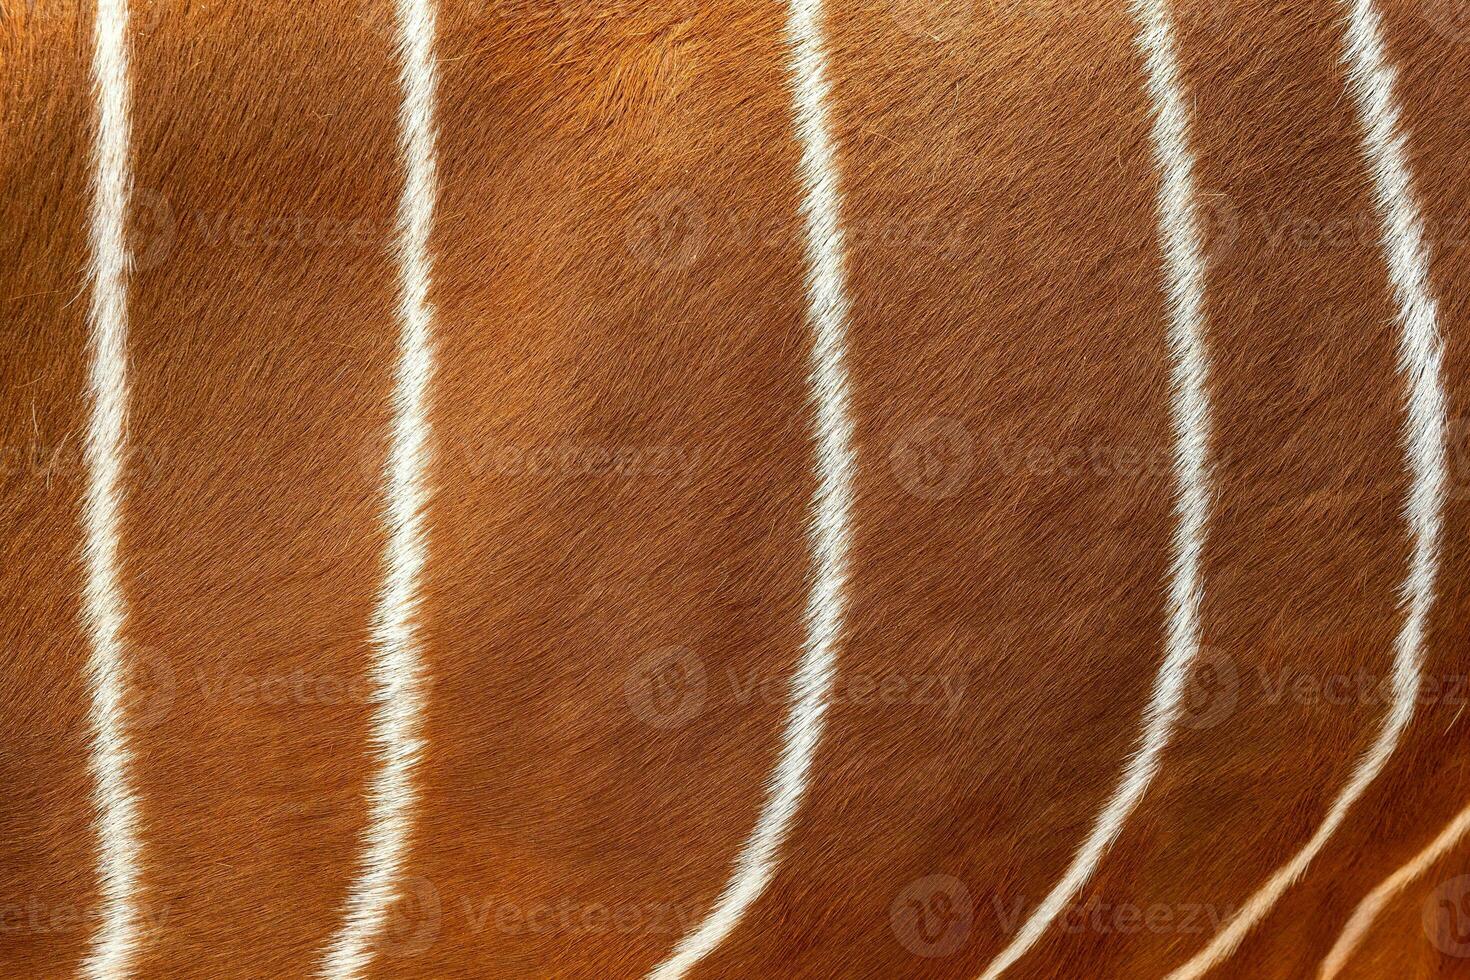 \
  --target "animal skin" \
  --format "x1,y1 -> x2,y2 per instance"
3,1 -> 1470,978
